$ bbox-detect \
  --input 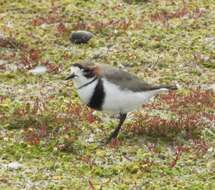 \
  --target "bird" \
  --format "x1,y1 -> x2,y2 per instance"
66,62 -> 177,144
